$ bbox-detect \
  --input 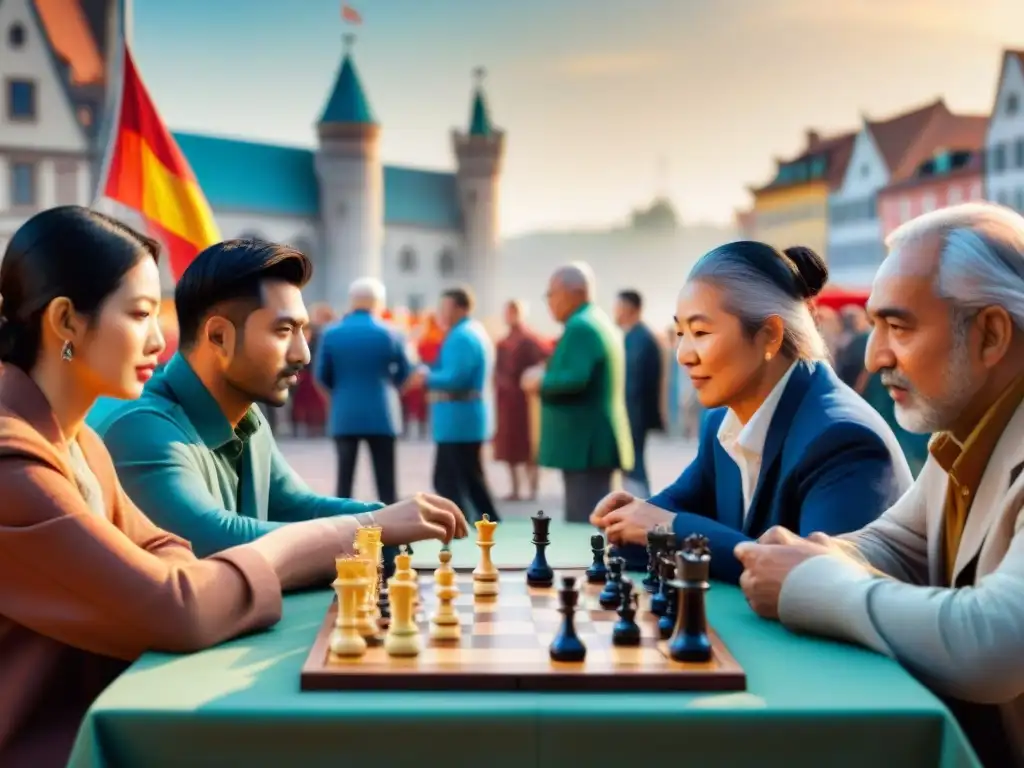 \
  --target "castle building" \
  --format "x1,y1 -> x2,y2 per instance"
1,0 -> 507,320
